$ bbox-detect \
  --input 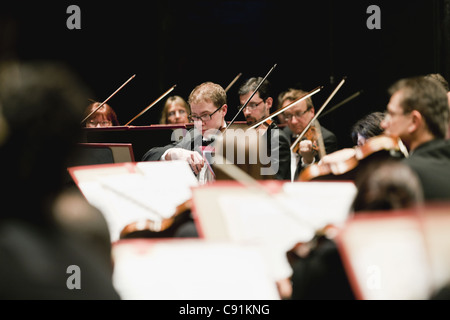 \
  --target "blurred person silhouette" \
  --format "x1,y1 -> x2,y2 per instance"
0,61 -> 120,299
